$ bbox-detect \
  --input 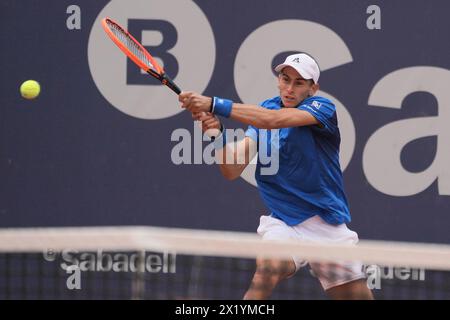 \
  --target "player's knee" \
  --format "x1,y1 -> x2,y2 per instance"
255,260 -> 294,282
